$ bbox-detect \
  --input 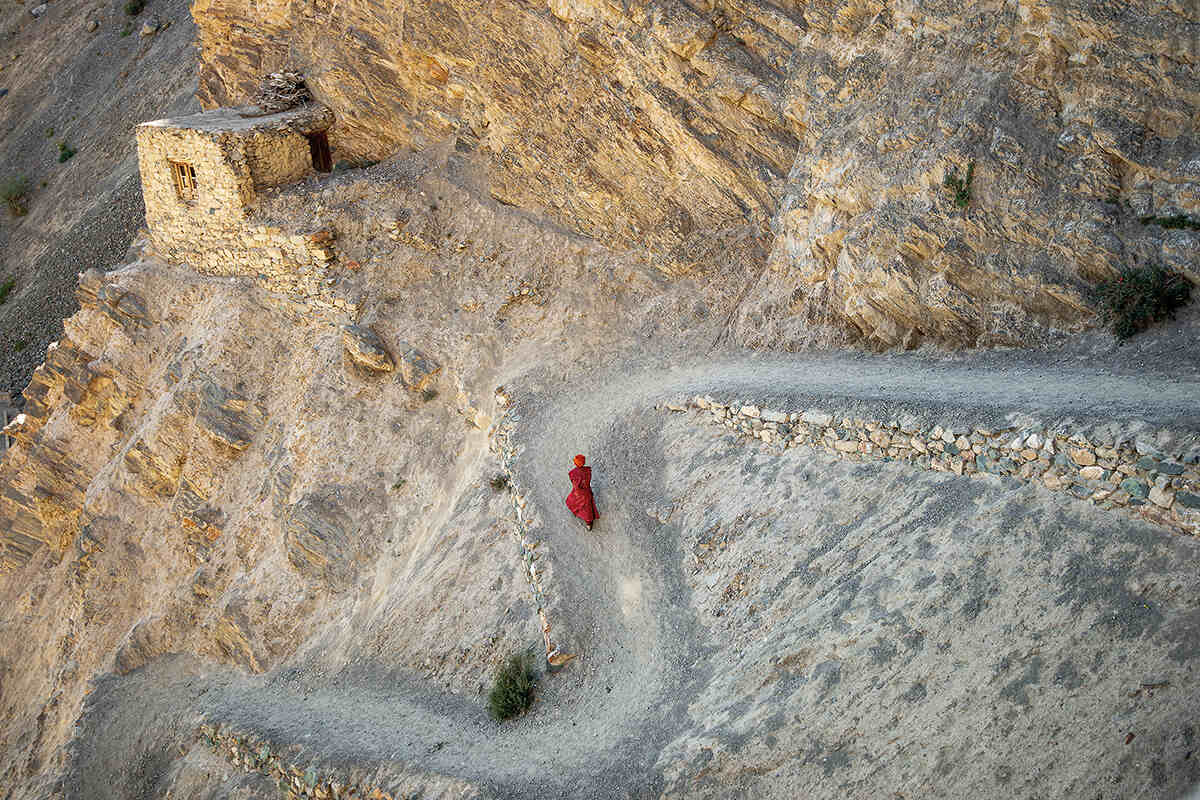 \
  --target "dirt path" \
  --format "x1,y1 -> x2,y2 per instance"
65,353 -> 1200,799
